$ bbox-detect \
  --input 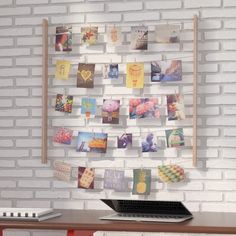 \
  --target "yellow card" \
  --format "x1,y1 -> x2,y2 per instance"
55,60 -> 71,80
126,63 -> 144,88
